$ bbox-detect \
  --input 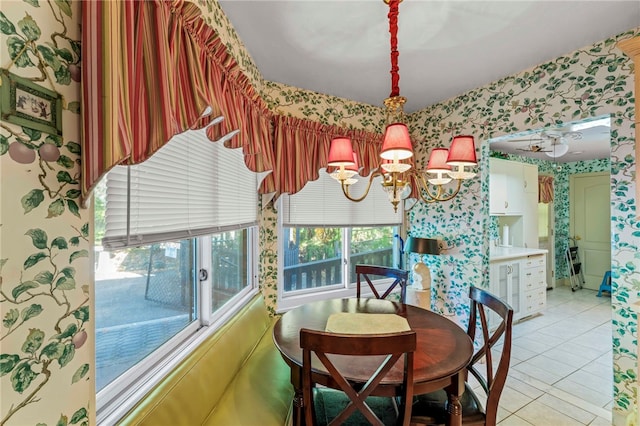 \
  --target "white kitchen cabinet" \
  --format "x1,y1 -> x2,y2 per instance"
523,163 -> 538,194
490,259 -> 521,322
490,158 -> 539,248
521,163 -> 539,248
490,249 -> 547,325
522,190 -> 539,248
489,158 -> 524,215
